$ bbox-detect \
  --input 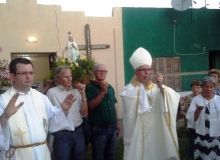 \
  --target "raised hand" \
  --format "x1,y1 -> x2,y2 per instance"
196,104 -> 205,111
194,104 -> 204,121
61,93 -> 76,111
0,93 -> 24,126
5,93 -> 24,117
76,83 -> 86,95
156,72 -> 163,88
